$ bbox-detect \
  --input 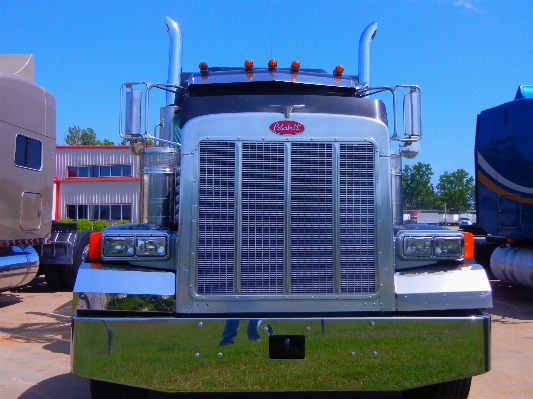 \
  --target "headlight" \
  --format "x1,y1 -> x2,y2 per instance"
404,237 -> 433,256
398,231 -> 464,260
101,233 -> 169,260
103,237 -> 135,257
136,237 -> 167,256
434,237 -> 463,257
